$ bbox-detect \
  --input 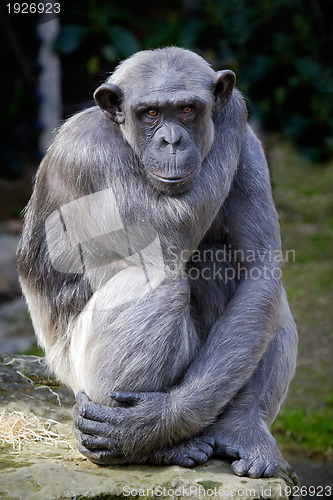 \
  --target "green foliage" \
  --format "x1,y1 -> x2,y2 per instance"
56,2 -> 140,63
56,0 -> 332,162
53,25 -> 89,54
106,26 -> 140,58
